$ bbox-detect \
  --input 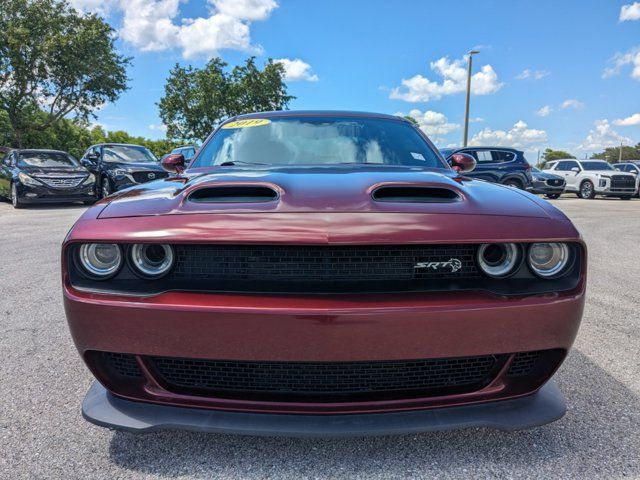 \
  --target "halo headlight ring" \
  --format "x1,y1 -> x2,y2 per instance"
527,242 -> 571,279
476,243 -> 521,278
128,244 -> 175,279
77,243 -> 123,280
